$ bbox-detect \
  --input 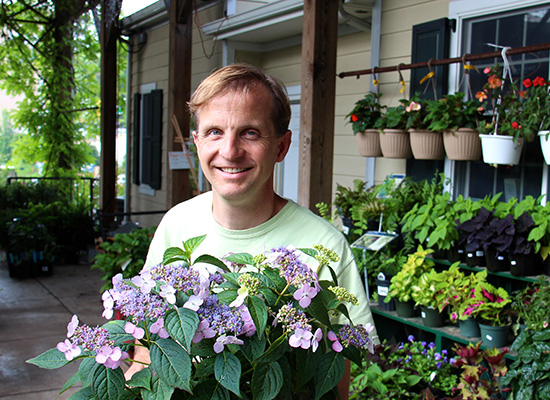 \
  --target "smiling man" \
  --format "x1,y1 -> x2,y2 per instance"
129,64 -> 378,395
